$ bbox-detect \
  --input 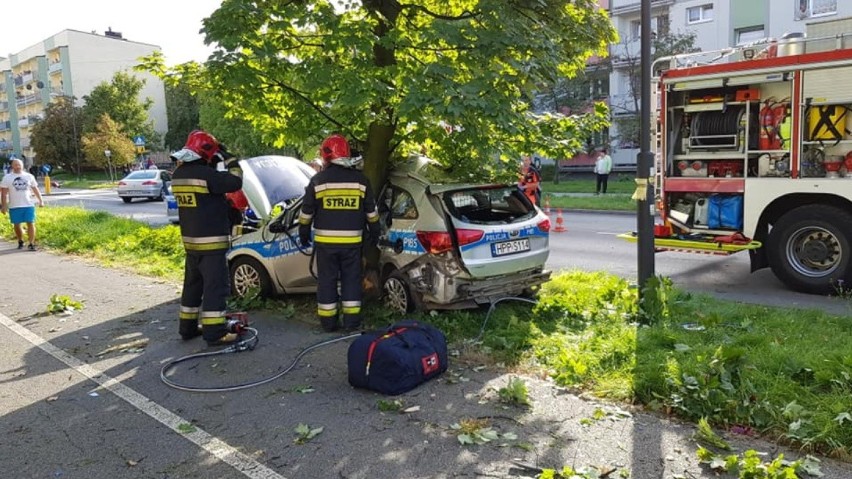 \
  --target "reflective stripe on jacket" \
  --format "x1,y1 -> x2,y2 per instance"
299,164 -> 378,248
172,162 -> 242,255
